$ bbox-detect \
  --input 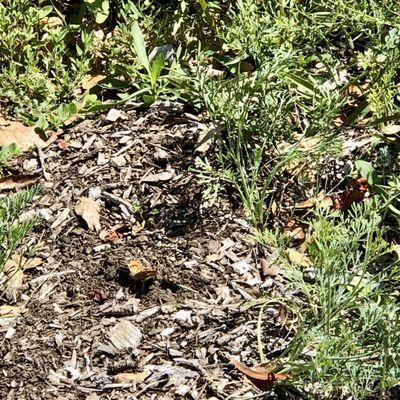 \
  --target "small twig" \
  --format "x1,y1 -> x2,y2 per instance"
114,141 -> 135,157
36,145 -> 51,181
257,303 -> 267,364
134,378 -> 168,397
28,268 -> 75,286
